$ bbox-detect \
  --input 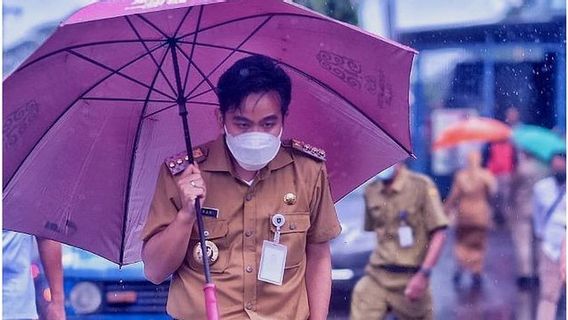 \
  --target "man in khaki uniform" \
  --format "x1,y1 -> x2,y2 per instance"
350,164 -> 448,320
142,55 -> 341,320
